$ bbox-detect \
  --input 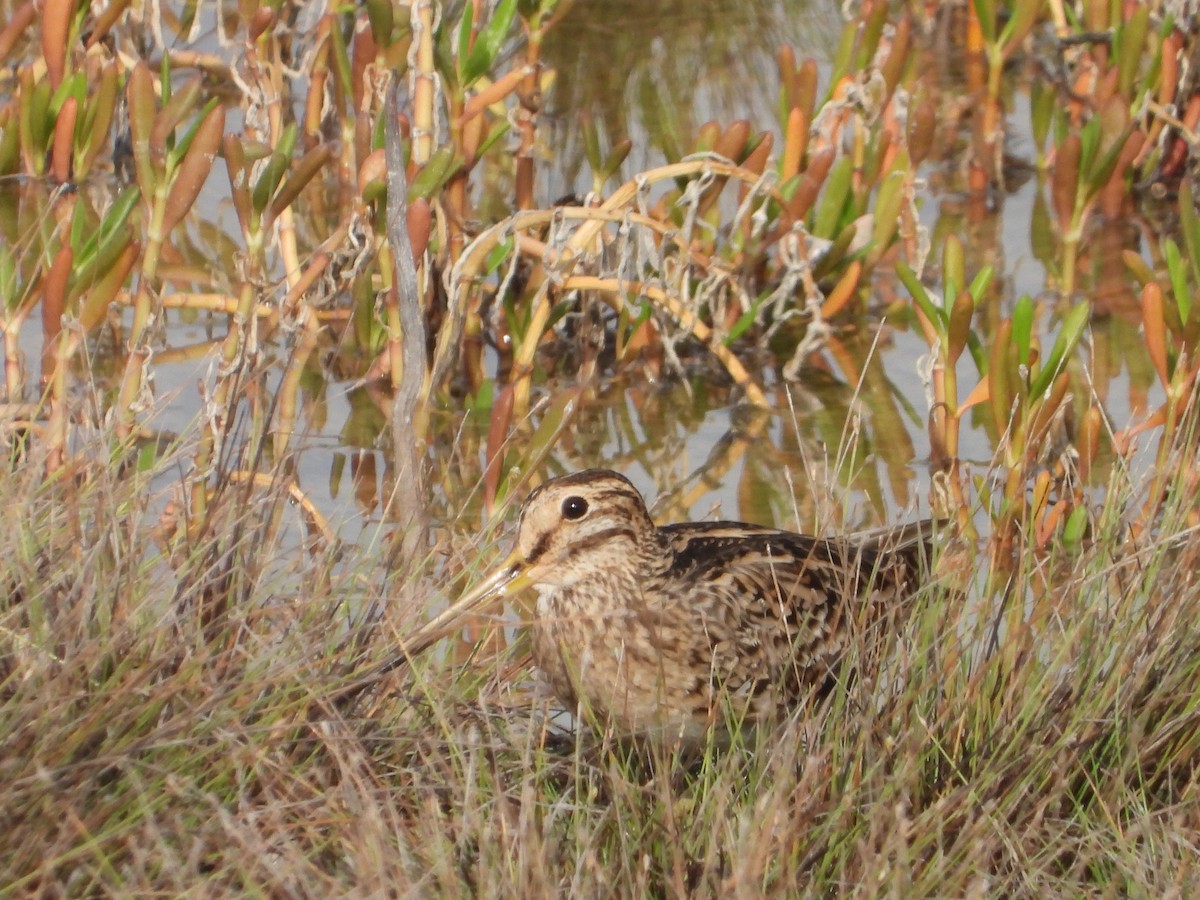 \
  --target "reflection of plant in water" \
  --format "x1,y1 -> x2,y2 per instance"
542,0 -> 837,181
0,0 -> 1196,551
